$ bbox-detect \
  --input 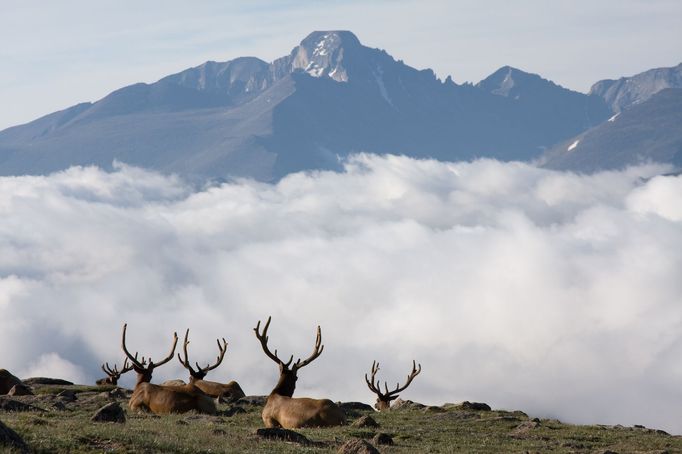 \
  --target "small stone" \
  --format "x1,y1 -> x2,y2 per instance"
52,401 -> 67,411
7,384 -> 33,396
255,427 -> 310,445
391,398 -> 425,410
460,401 -> 491,411
108,387 -> 129,399
338,439 -> 380,454
351,415 -> 379,428
510,420 -> 539,438
372,432 -> 394,445
91,402 -> 126,423
0,398 -> 40,412
57,390 -> 77,402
